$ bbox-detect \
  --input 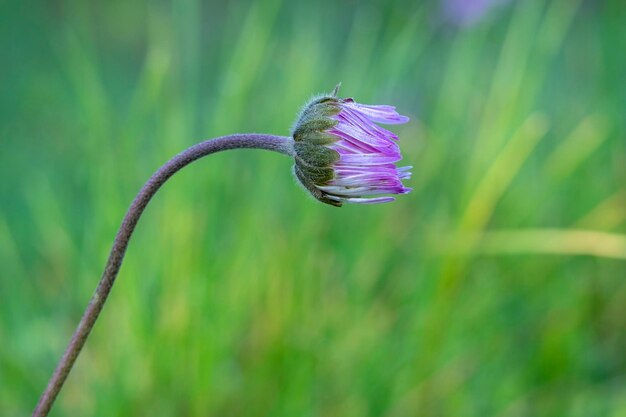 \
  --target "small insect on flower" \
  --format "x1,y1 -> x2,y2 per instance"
291,84 -> 412,206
